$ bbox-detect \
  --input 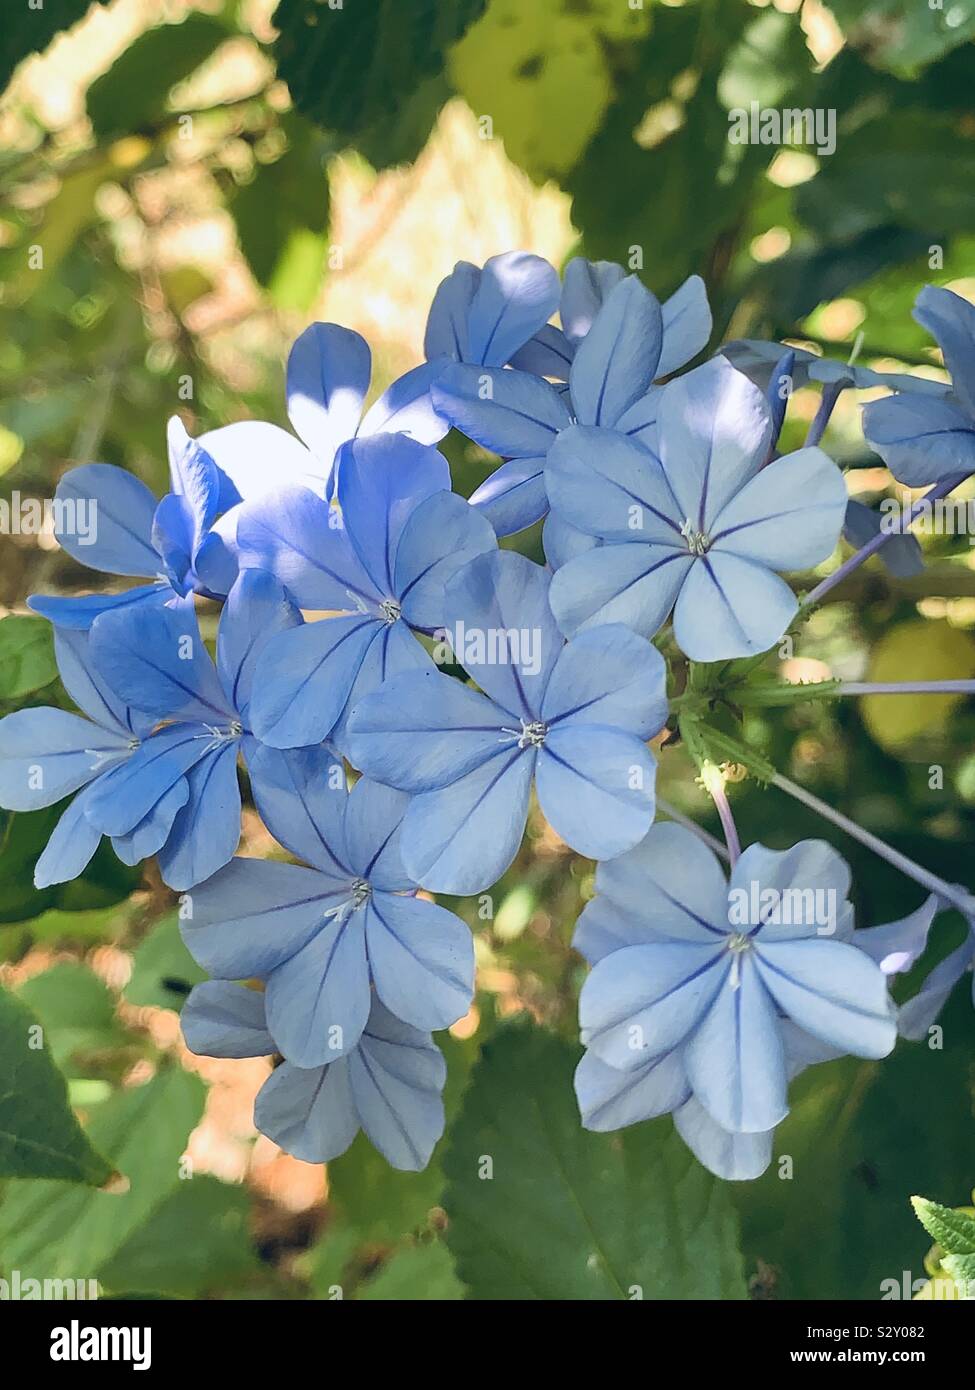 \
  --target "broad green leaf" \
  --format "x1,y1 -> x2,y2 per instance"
86,13 -> 230,141
0,614 -> 57,700
97,1175 -> 261,1296
124,912 -> 206,1012
0,1066 -> 205,1279
442,1021 -> 746,1300
274,0 -> 485,143
911,1196 -> 975,1255
358,1239 -> 463,1301
304,1222 -> 363,1300
0,985 -> 112,1185
823,0 -> 975,77
17,961 -> 127,1069
941,1251 -> 975,1284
